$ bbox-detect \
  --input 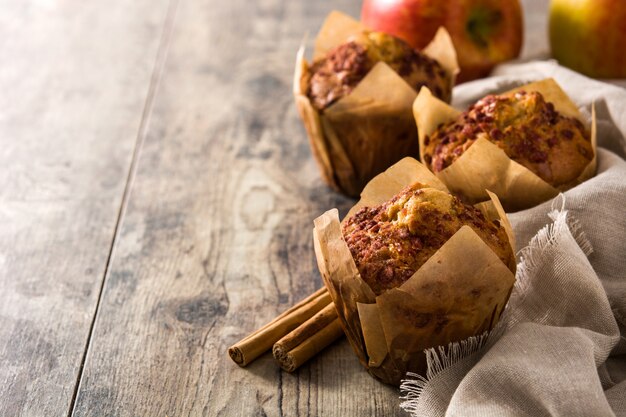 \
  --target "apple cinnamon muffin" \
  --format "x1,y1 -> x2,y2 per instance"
342,182 -> 514,296
308,31 -> 452,110
422,90 -> 593,188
